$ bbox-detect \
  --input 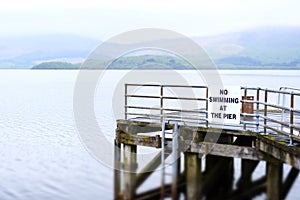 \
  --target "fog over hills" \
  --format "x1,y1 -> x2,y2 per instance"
195,26 -> 300,66
0,34 -> 100,68
1,26 -> 300,69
